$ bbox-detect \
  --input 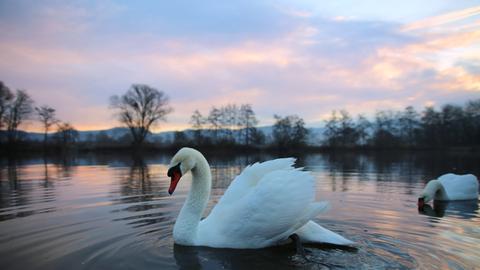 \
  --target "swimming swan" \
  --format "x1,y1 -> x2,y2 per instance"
167,147 -> 354,248
418,173 -> 479,208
